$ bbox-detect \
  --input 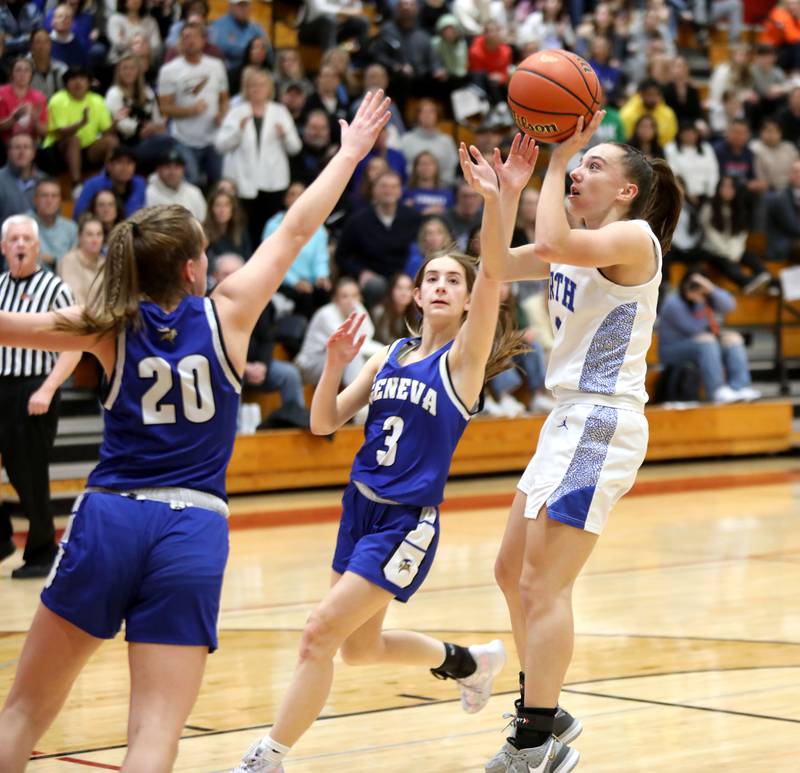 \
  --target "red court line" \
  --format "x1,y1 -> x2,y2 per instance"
12,469 -> 800,543
226,468 -> 800,532
55,758 -> 120,770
